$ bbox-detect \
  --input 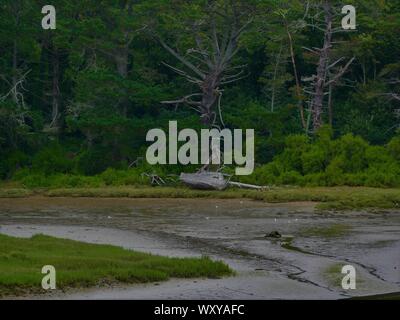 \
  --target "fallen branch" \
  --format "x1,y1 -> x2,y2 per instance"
228,181 -> 268,190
